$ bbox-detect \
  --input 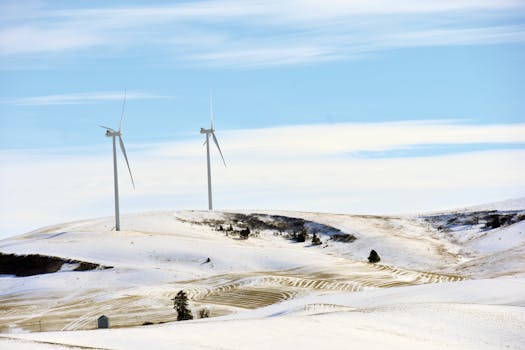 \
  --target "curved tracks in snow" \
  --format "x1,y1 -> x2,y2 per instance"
0,262 -> 464,332
179,262 -> 464,310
